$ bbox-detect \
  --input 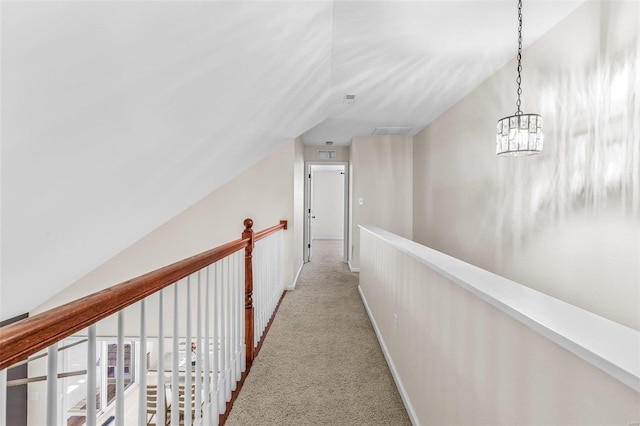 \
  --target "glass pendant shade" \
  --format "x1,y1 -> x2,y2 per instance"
495,0 -> 543,157
496,113 -> 543,156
